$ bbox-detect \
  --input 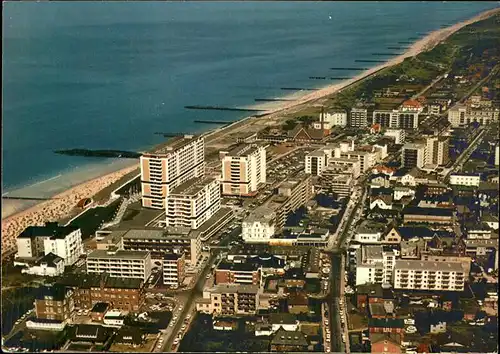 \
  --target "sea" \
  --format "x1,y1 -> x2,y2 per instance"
2,1 -> 497,217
